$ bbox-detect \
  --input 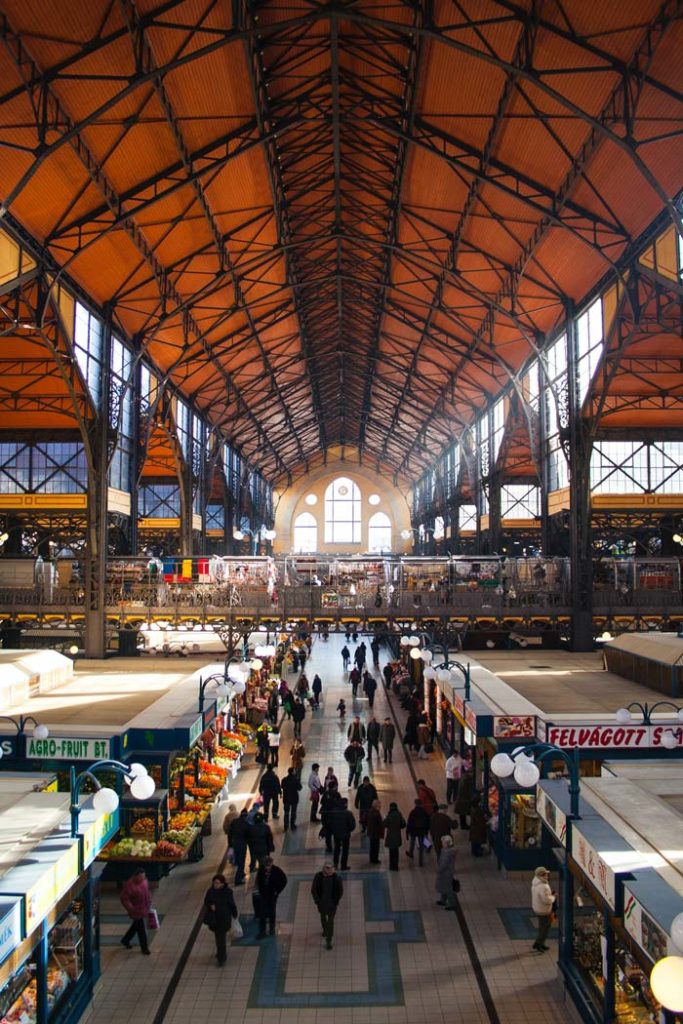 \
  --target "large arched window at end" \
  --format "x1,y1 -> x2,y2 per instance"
324,477 -> 361,543
368,511 -> 392,553
293,512 -> 318,553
